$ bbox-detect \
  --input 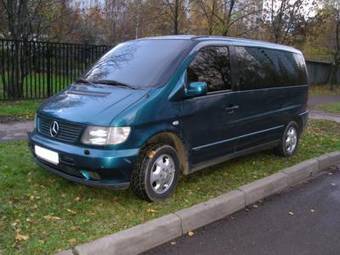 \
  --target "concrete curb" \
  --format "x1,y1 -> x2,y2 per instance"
60,151 -> 340,255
